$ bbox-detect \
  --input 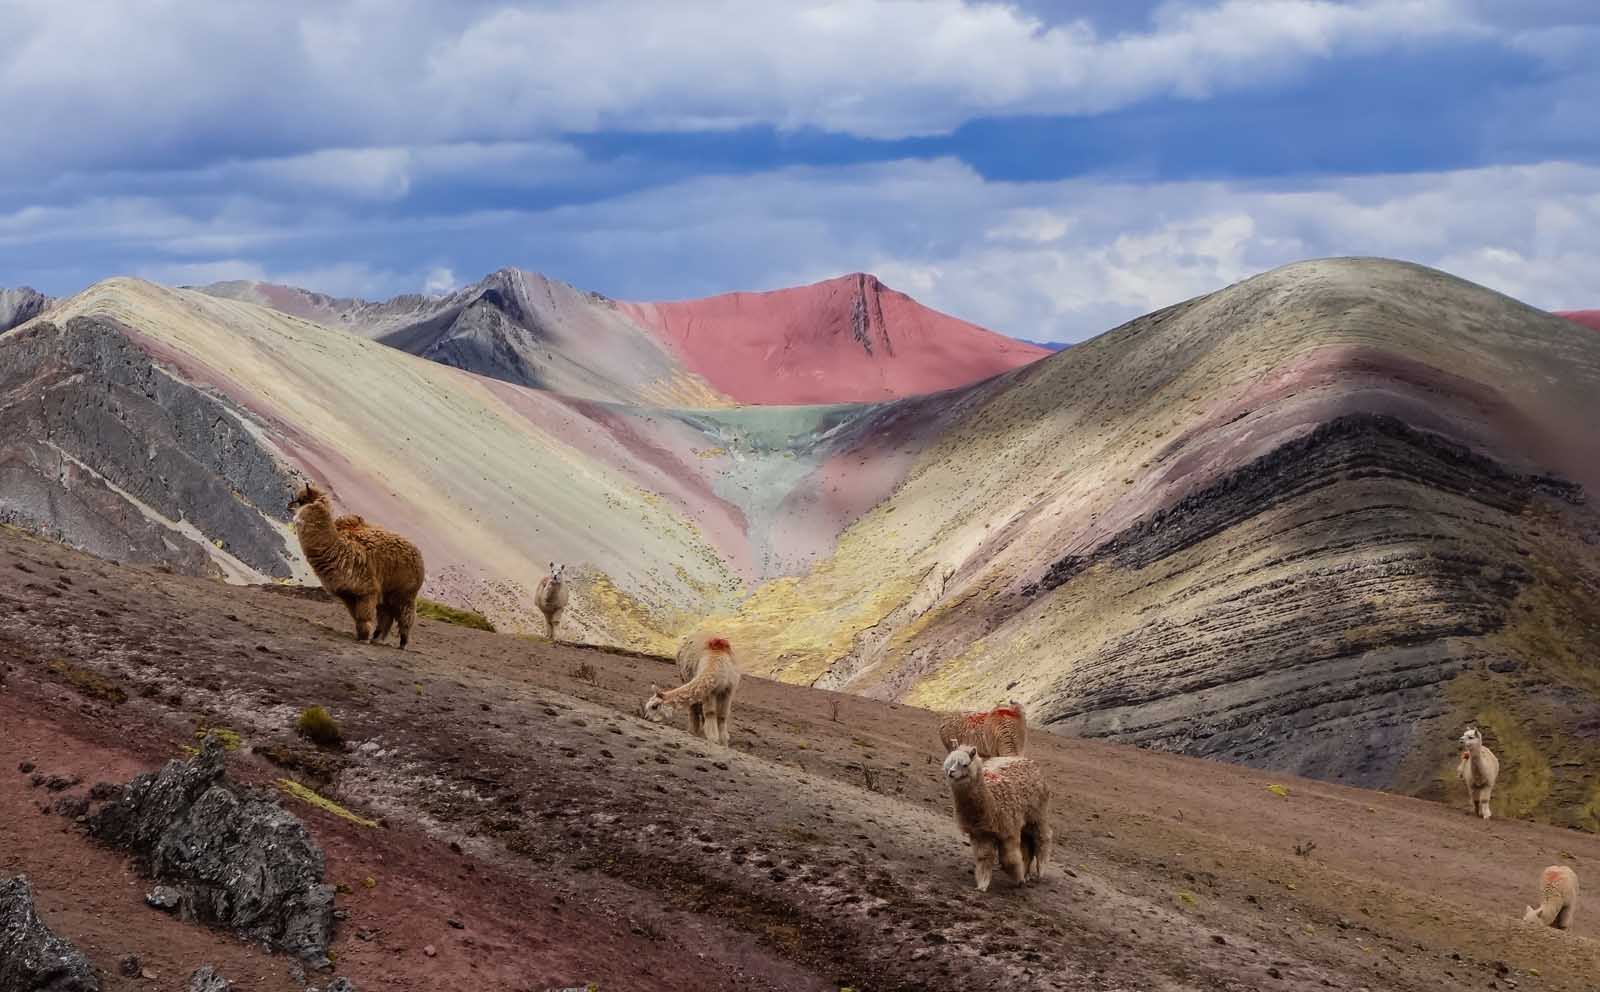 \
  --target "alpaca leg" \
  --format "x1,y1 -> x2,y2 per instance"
1478,788 -> 1493,820
701,710 -> 721,744
549,608 -> 563,641
372,604 -> 394,643
971,835 -> 997,892
353,594 -> 378,642
999,836 -> 1027,884
1554,903 -> 1572,929
715,693 -> 733,746
396,598 -> 417,649
688,702 -> 706,738
1033,821 -> 1054,881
